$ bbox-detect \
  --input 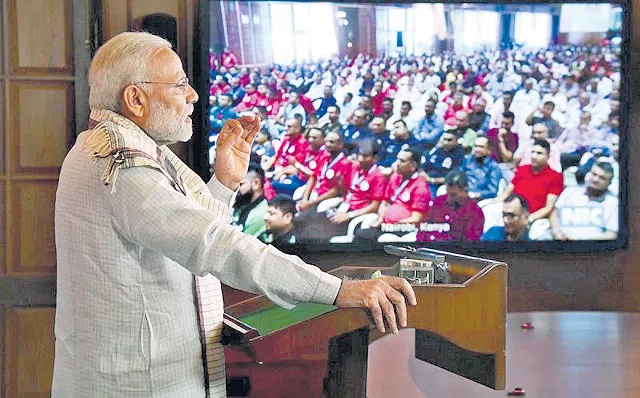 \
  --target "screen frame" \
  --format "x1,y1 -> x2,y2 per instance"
194,0 -> 630,254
